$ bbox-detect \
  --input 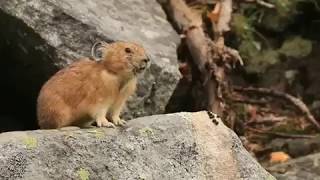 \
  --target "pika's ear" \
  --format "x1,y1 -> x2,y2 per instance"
91,41 -> 109,61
